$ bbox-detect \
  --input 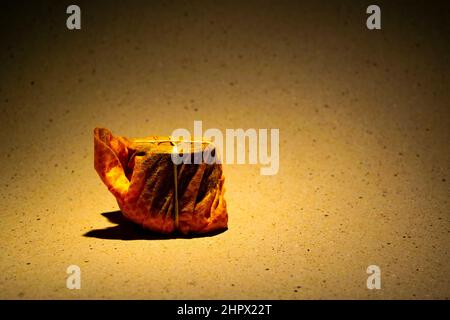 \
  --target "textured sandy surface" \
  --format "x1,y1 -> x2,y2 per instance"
0,0 -> 449,299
